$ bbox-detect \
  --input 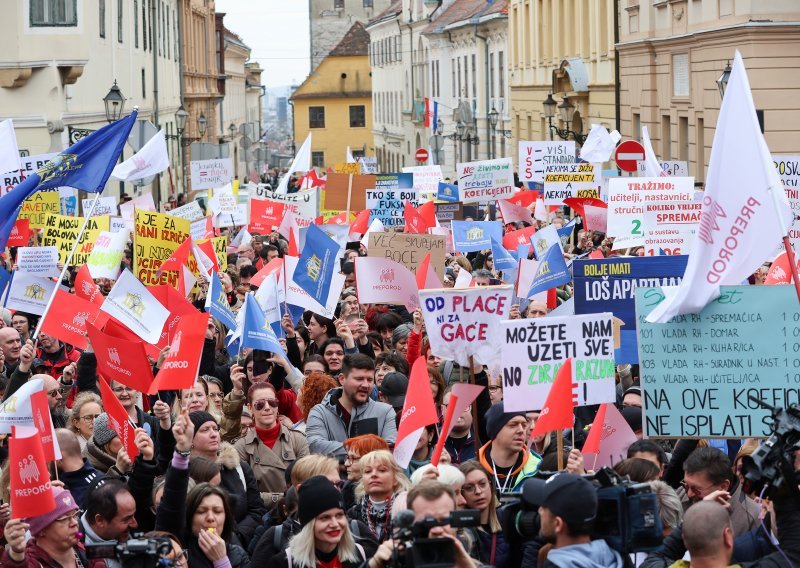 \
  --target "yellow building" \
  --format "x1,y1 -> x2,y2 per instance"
291,22 -> 373,167
508,0 -> 617,154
